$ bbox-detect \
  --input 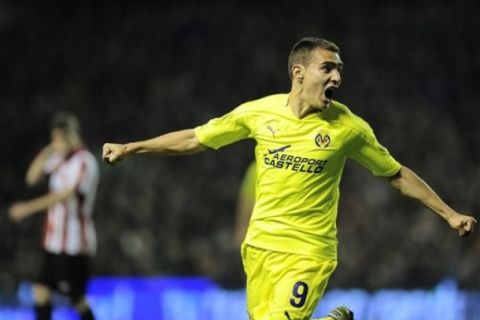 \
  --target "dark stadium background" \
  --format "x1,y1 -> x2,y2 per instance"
1,0 -> 479,307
